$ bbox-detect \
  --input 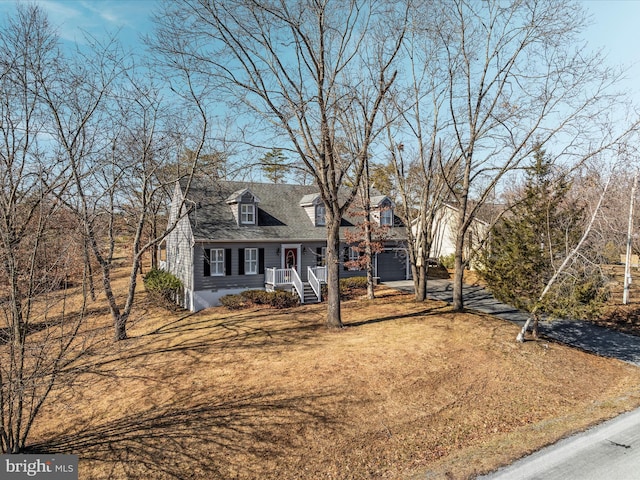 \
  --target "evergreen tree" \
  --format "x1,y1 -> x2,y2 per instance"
481,146 -> 606,321
260,148 -> 290,184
